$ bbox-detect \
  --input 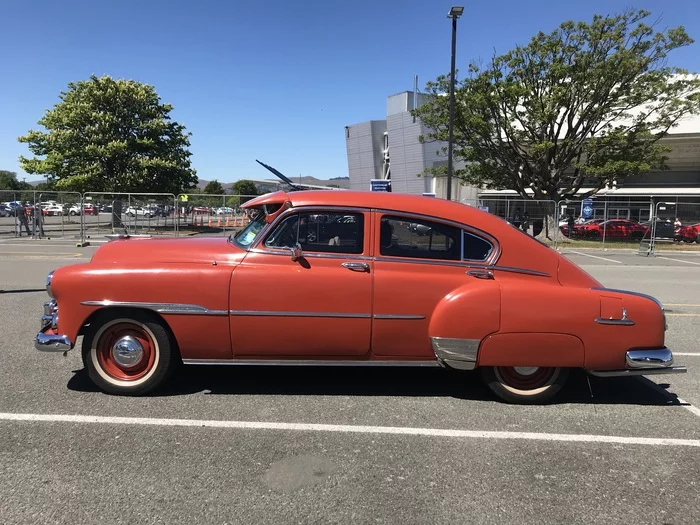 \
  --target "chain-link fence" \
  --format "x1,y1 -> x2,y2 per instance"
81,192 -> 177,240
175,193 -> 256,237
0,190 -> 83,239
